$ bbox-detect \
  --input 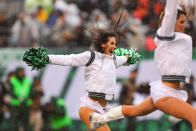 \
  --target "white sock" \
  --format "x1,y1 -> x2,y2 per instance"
89,106 -> 125,131
104,106 -> 125,122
